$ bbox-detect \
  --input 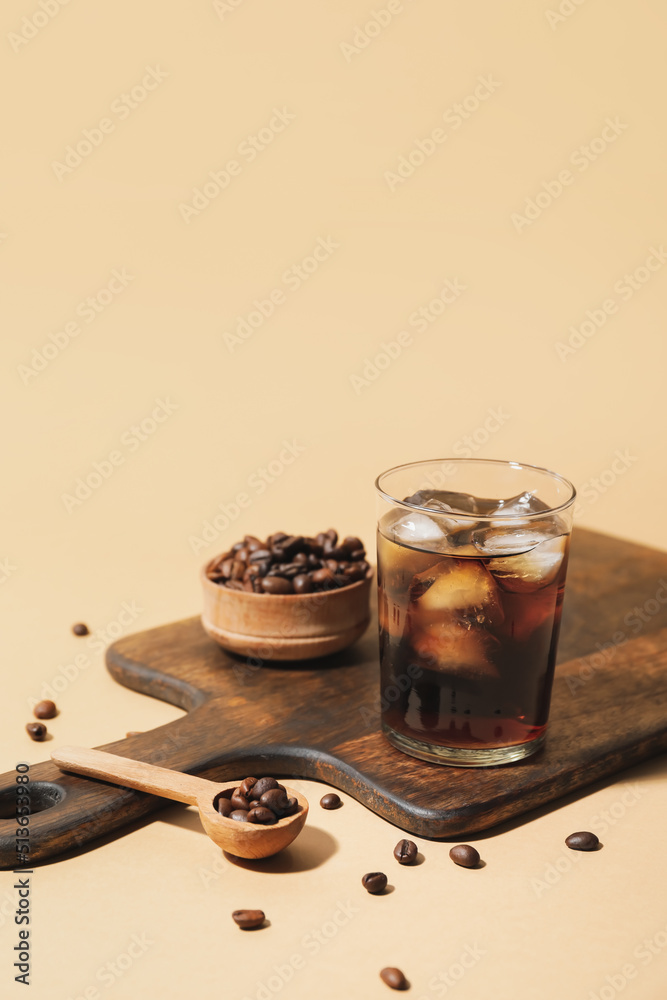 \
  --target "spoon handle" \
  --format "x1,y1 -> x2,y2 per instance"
51,746 -> 216,806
